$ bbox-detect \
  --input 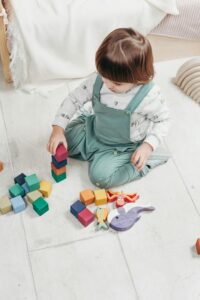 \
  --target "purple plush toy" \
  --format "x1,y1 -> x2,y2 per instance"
107,203 -> 155,231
